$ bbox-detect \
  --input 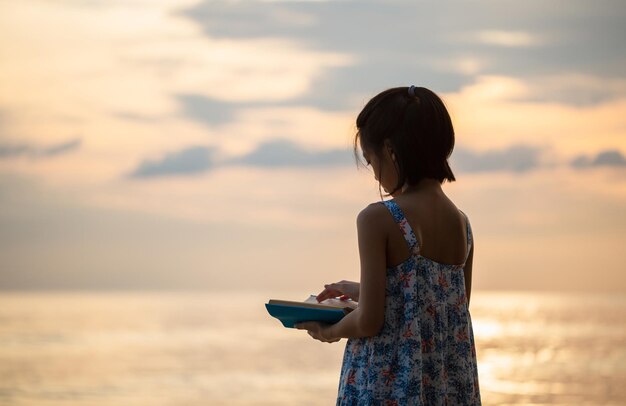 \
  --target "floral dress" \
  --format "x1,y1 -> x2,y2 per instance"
337,200 -> 481,405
